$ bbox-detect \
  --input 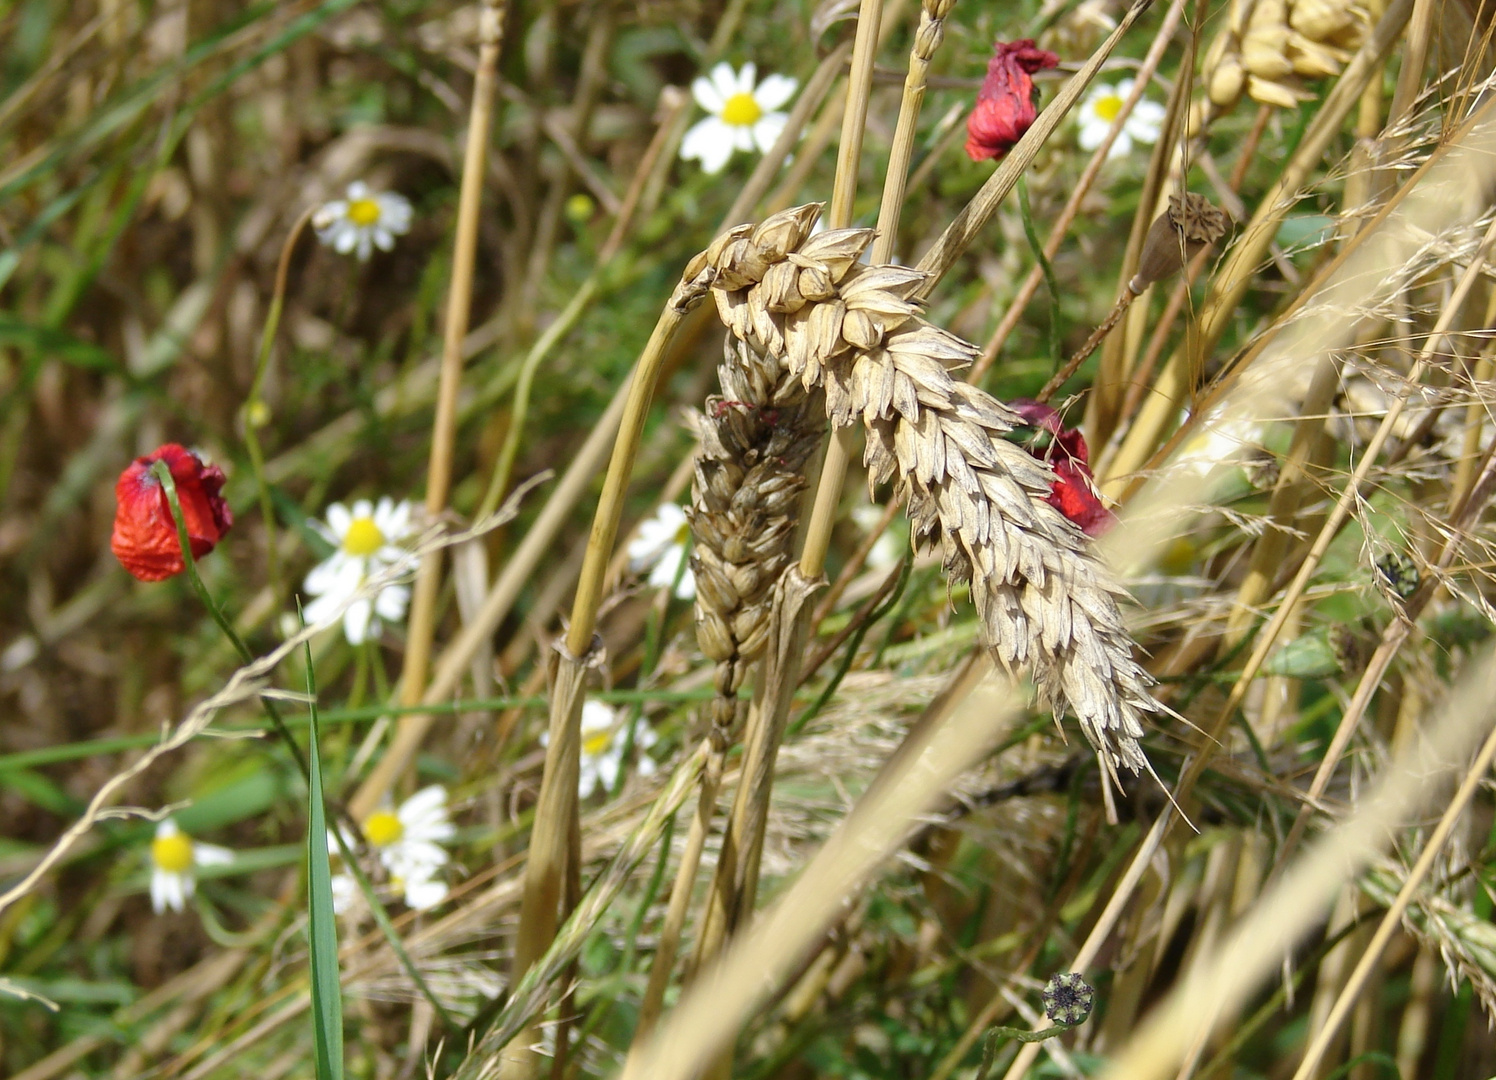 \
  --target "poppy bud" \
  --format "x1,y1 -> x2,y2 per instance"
1041,972 -> 1095,1026
111,444 -> 233,581
965,40 -> 1060,162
